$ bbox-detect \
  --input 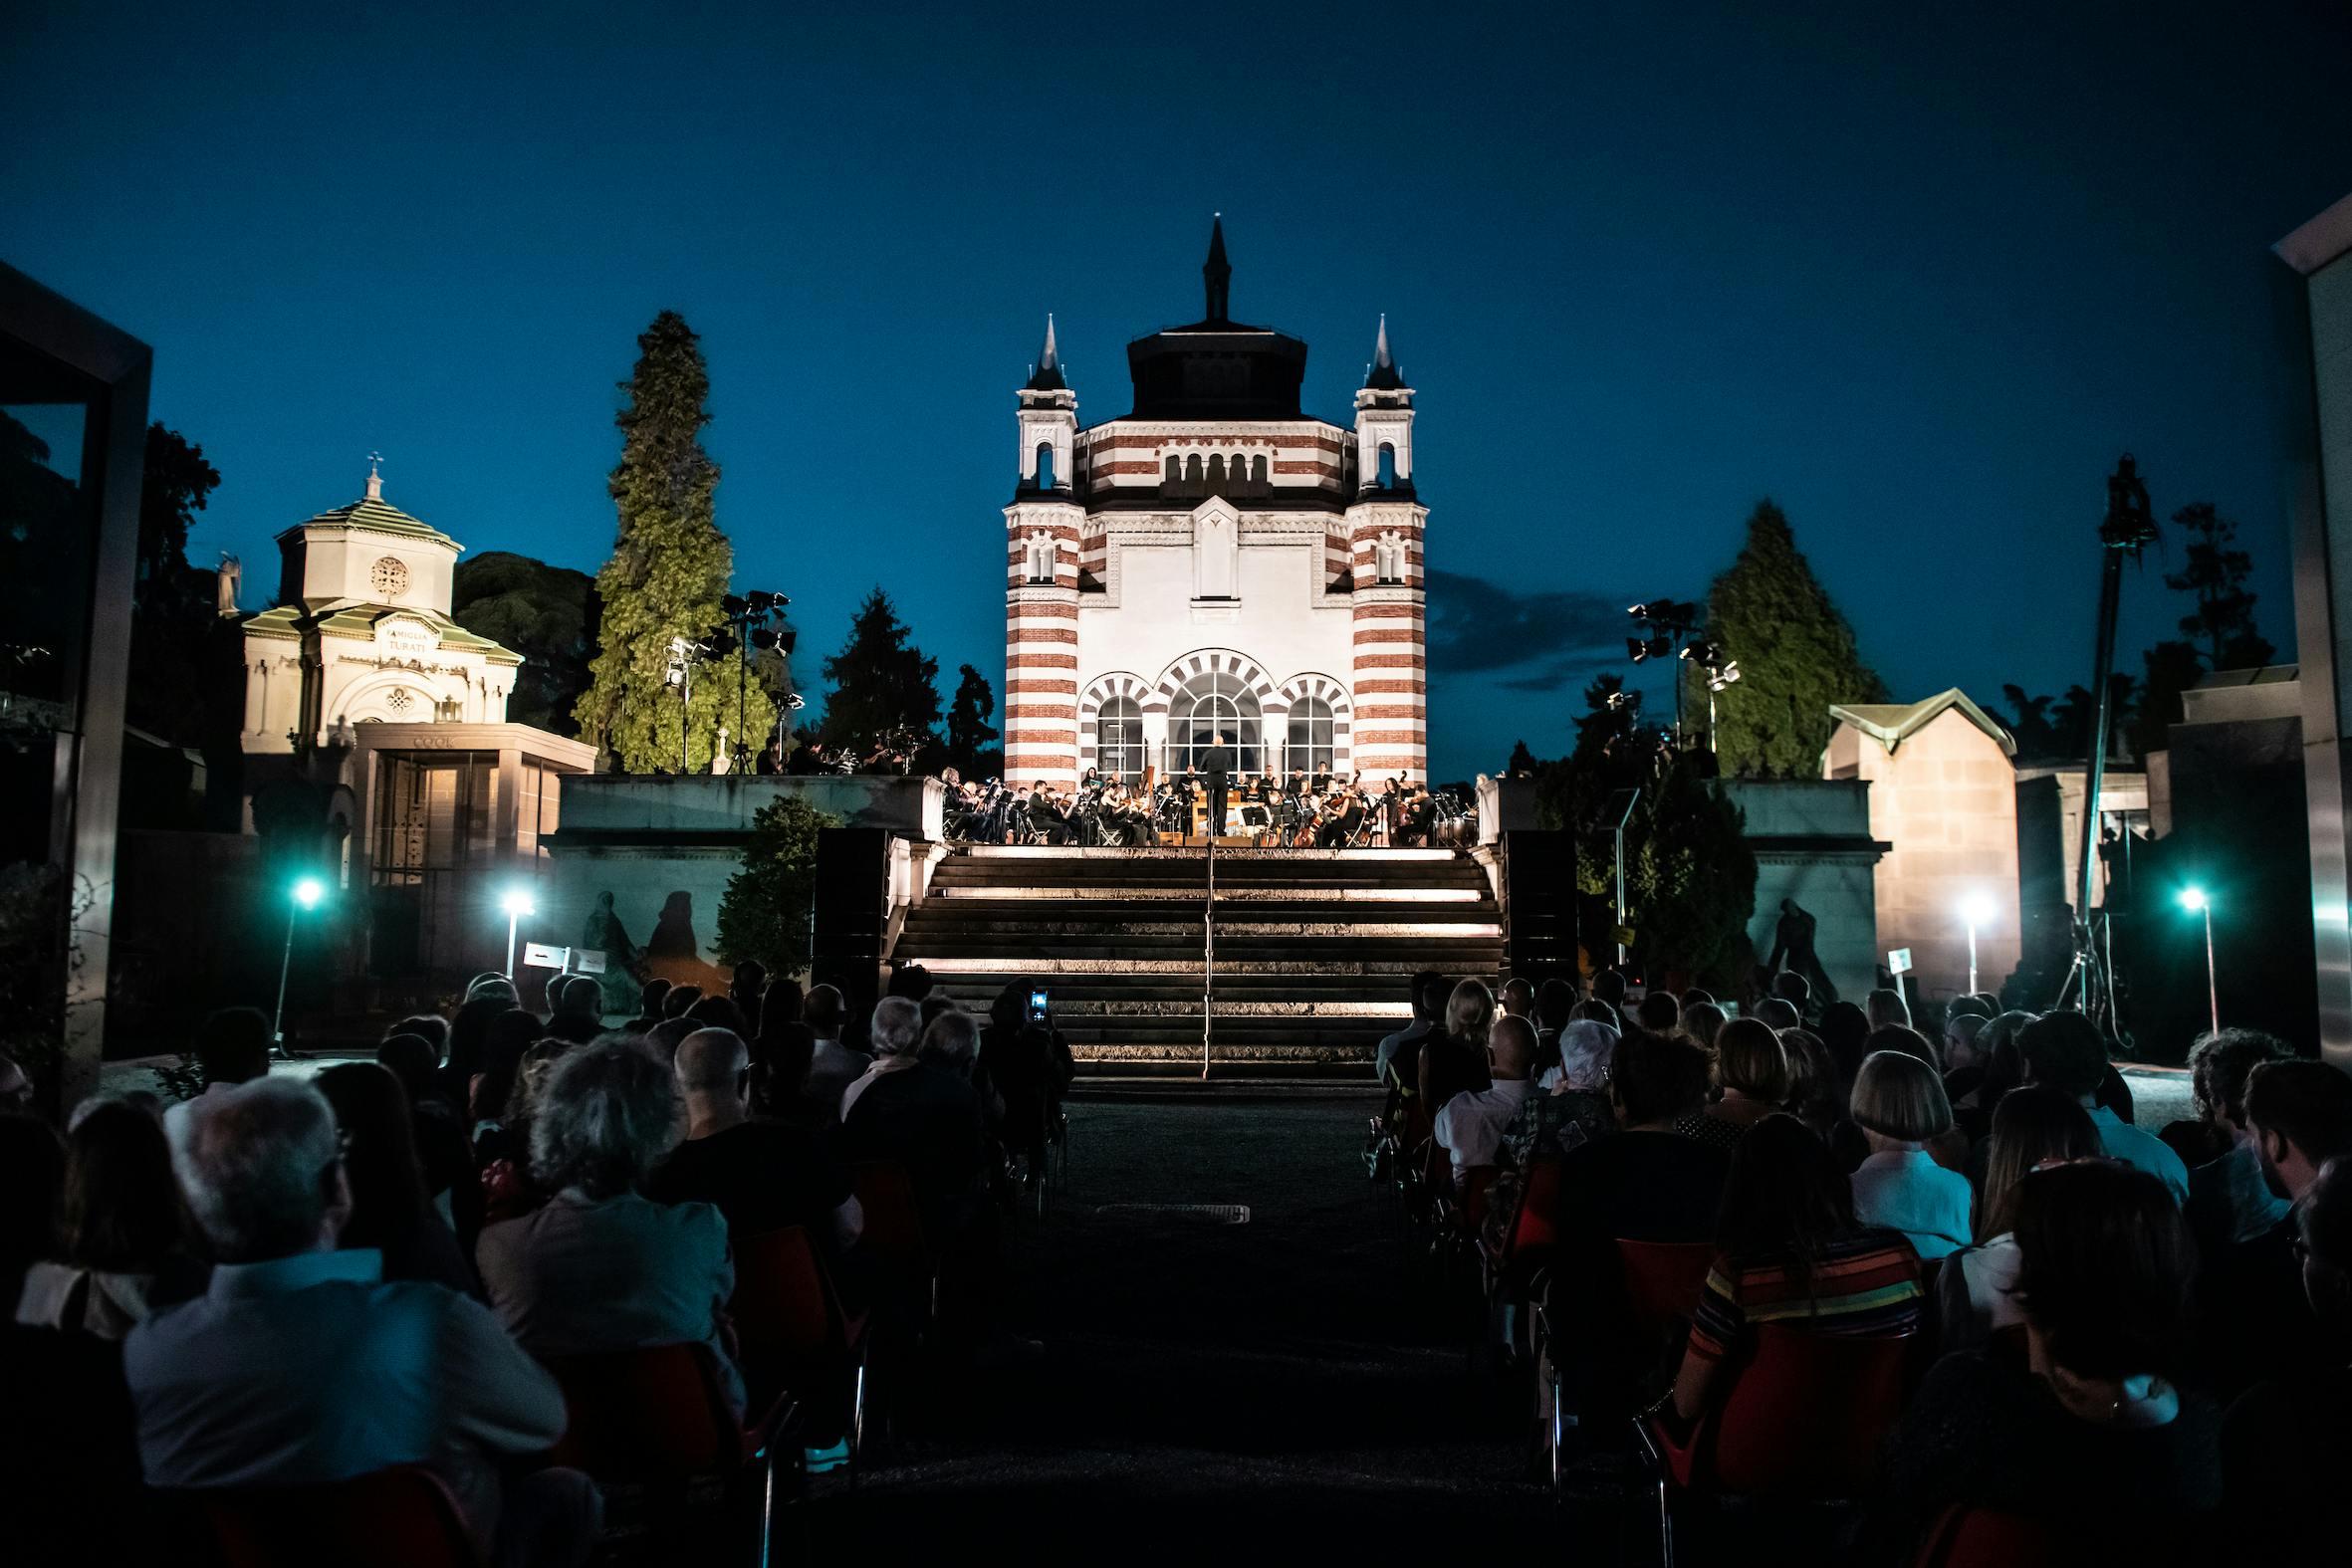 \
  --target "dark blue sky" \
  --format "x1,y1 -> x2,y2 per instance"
8,1 -> 2349,779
